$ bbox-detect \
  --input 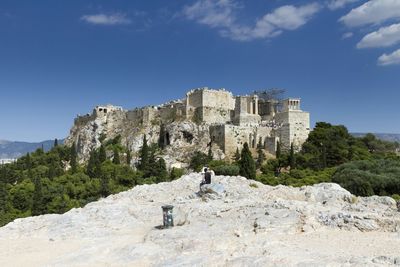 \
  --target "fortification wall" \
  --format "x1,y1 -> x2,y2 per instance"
187,90 -> 203,108
187,88 -> 235,110
275,110 -> 310,150
202,89 -> 235,109
199,107 -> 232,124
74,113 -> 95,126
210,124 -> 275,159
